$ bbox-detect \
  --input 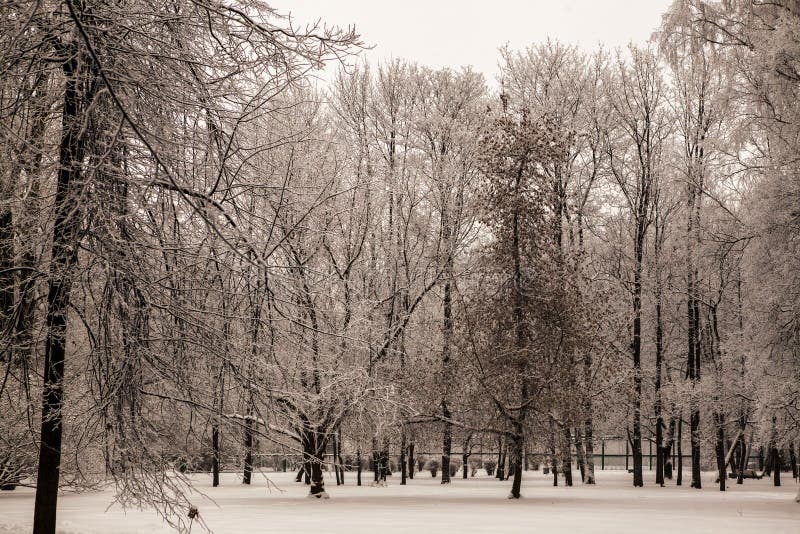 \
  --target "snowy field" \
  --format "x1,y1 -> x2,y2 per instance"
1,470 -> 797,534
